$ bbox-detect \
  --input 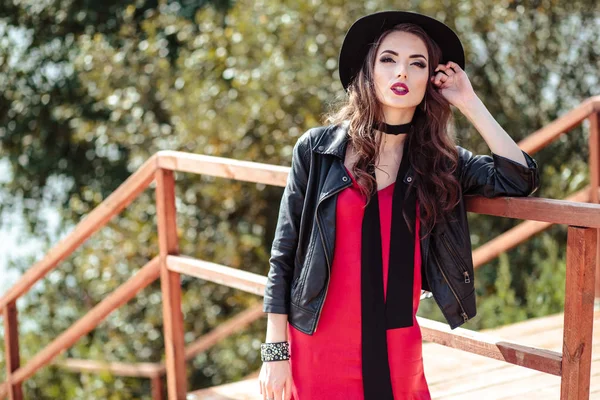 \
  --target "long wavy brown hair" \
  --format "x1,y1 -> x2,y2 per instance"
325,22 -> 461,239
